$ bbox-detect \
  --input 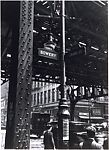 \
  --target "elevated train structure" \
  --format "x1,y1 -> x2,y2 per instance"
1,1 -> 108,149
